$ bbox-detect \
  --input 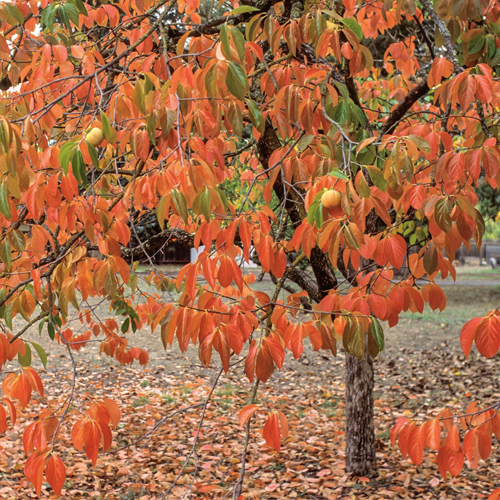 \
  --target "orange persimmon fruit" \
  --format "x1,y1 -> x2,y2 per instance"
85,128 -> 104,147
320,190 -> 342,208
